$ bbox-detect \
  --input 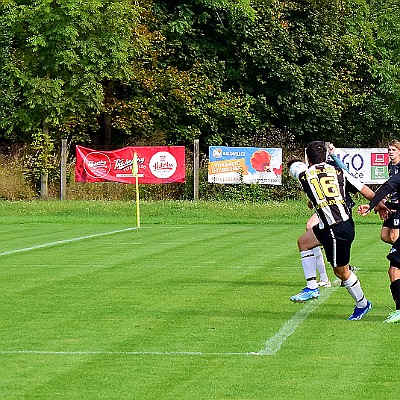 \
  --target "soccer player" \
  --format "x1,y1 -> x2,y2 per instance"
290,141 -> 375,320
380,140 -> 400,244
289,143 -> 355,288
358,171 -> 400,323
